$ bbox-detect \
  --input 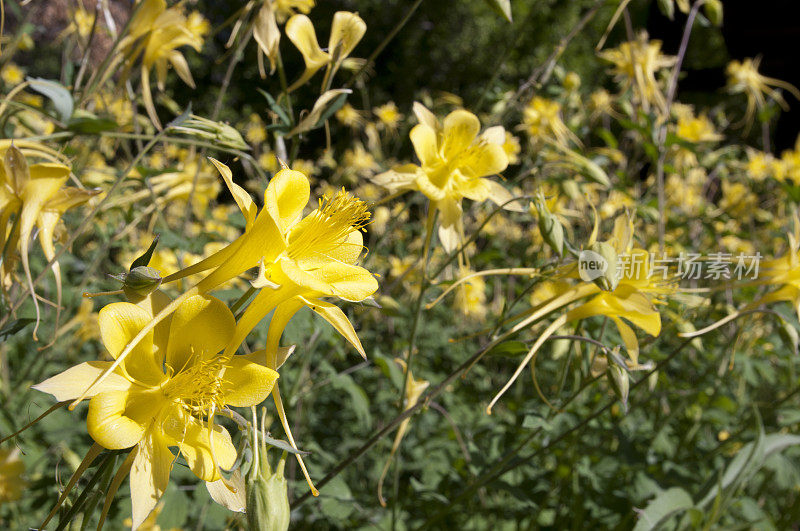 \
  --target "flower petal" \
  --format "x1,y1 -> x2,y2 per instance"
99,303 -> 164,386
130,431 -> 174,531
461,143 -> 508,178
221,356 -> 279,407
87,391 -> 149,449
206,469 -> 246,513
163,412 -> 237,482
32,361 -> 131,402
264,168 -> 310,233
303,297 -> 366,357
209,158 -> 257,229
441,110 -> 480,160
166,294 -> 235,370
410,124 -> 439,167
312,261 -> 378,302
